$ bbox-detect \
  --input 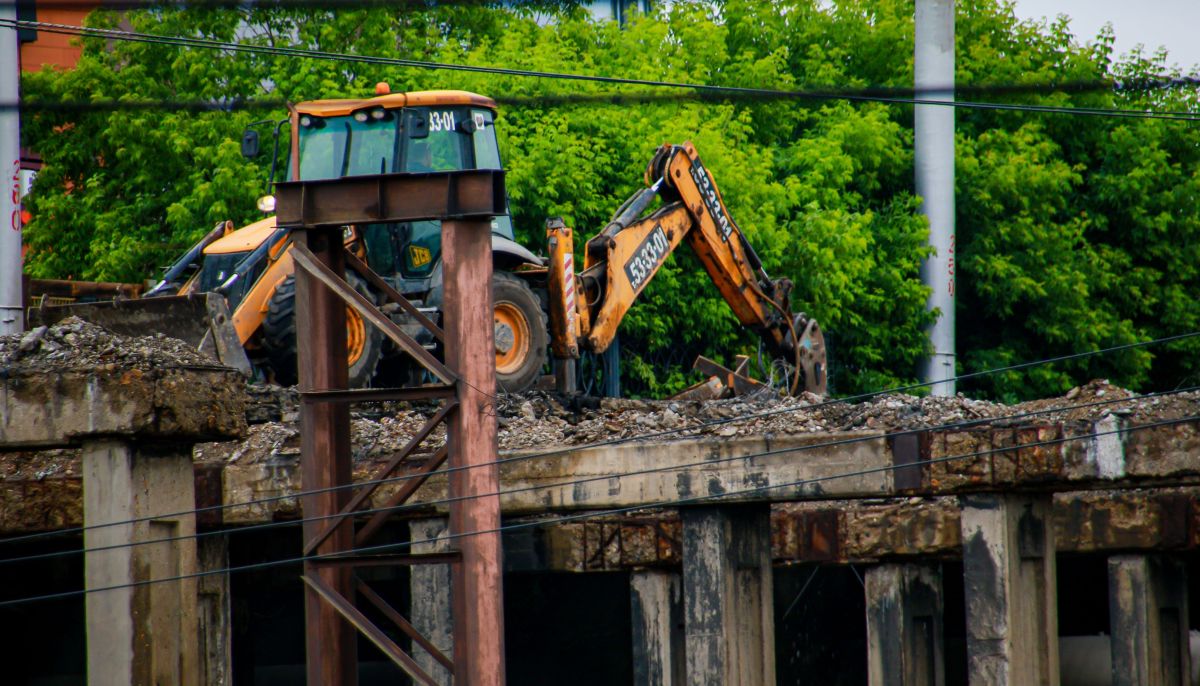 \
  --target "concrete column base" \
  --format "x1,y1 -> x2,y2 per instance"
631,569 -> 685,686
865,563 -> 945,686
410,518 -> 453,685
1108,554 -> 1190,686
960,494 -> 1059,686
83,440 -> 201,686
681,505 -> 775,685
